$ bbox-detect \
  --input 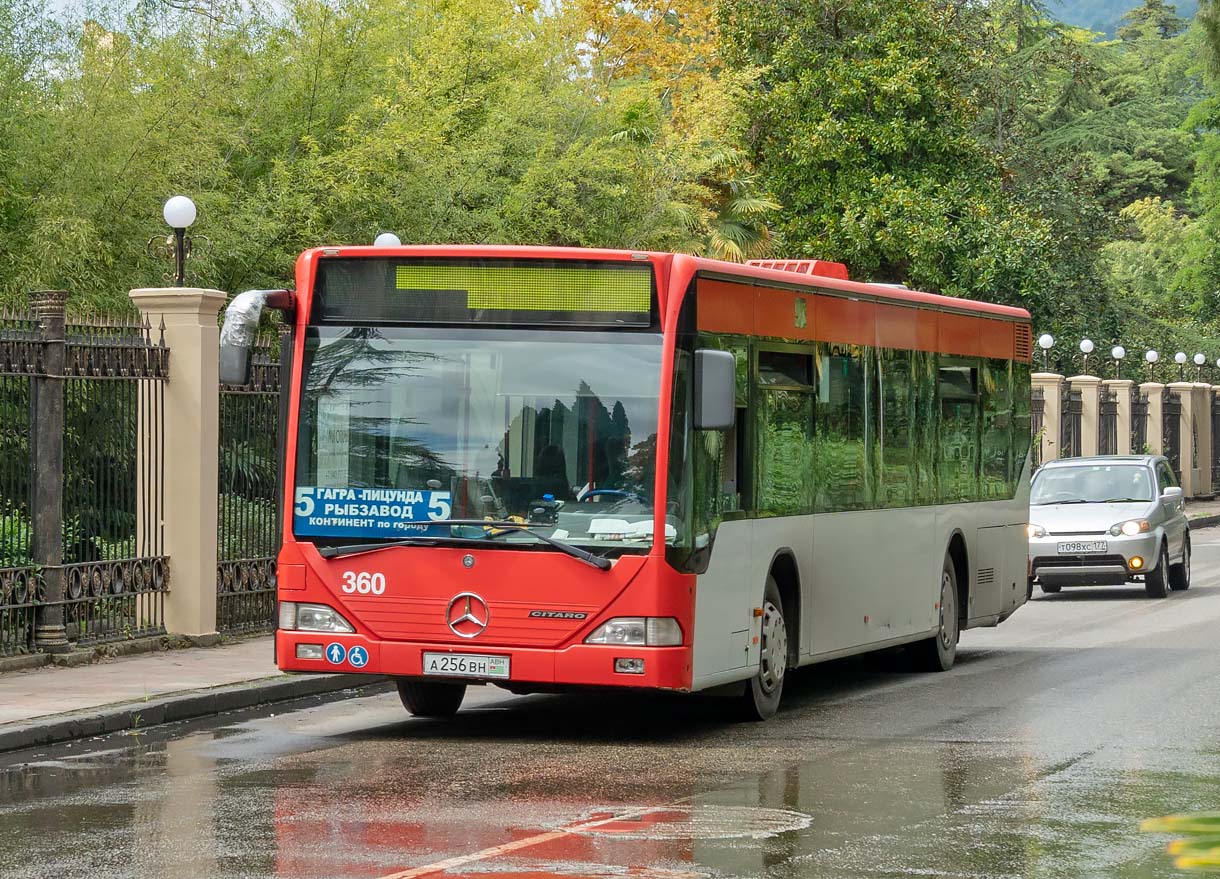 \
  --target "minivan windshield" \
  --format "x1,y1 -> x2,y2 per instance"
293,326 -> 679,552
1030,464 -> 1154,505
